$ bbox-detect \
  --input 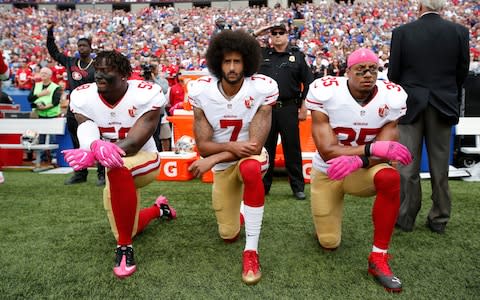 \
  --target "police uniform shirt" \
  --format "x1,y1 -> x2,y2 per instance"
258,46 -> 313,102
